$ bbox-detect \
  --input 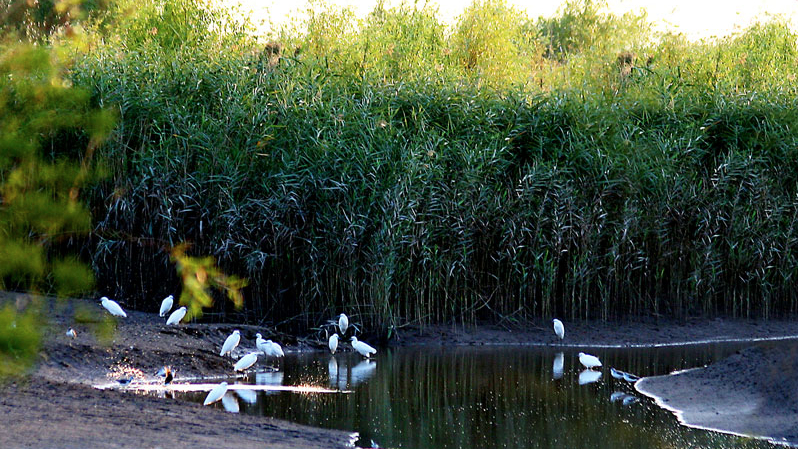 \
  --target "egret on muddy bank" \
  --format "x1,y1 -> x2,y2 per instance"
159,295 -> 174,317
166,306 -> 187,325
234,352 -> 259,371
350,336 -> 376,358
578,352 -> 602,370
553,319 -> 565,340
100,296 -> 127,318
204,382 -> 228,405
220,330 -> 240,357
